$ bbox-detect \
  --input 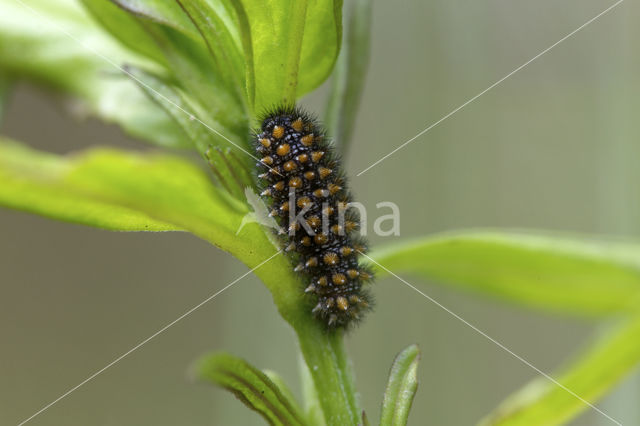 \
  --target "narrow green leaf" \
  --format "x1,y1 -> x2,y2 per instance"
204,146 -> 253,201
297,0 -> 343,97
229,0 -> 256,111
380,344 -> 420,426
135,21 -> 247,146
0,138 -> 361,425
0,137 -> 250,237
0,70 -> 11,127
479,316 -> 640,426
124,66 -> 206,151
0,139 -> 177,231
362,410 -> 371,426
81,0 -> 168,66
0,0 -> 189,149
325,0 -> 371,156
263,369 -> 301,413
109,0 -> 200,42
176,0 -> 245,98
83,0 -> 248,145
370,230 -> 640,318
195,353 -> 306,426
234,0 -> 342,111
